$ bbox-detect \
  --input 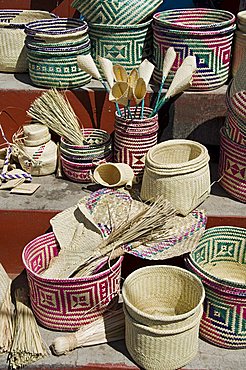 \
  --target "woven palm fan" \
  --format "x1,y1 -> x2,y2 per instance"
0,263 -> 13,354
98,56 -> 115,88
